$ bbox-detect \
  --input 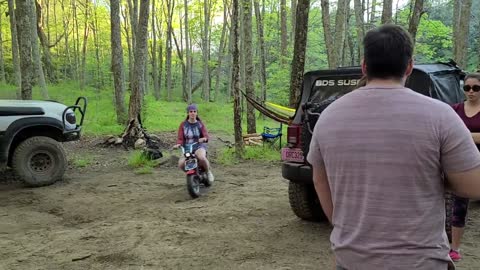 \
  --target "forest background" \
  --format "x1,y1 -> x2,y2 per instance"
0,0 -> 478,155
